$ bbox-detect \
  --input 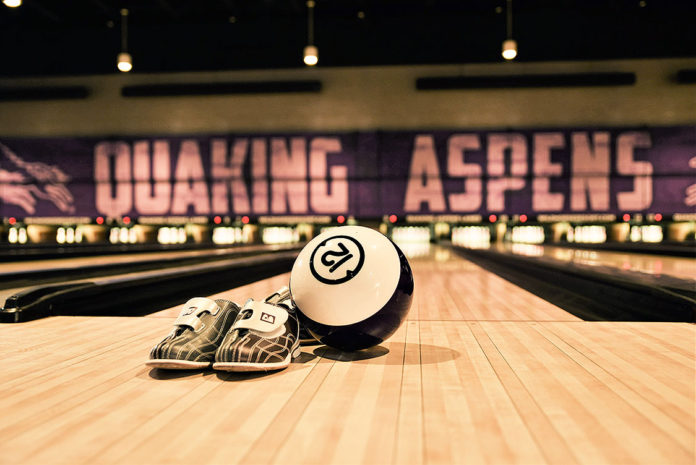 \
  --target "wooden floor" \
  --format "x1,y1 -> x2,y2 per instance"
0,246 -> 693,464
